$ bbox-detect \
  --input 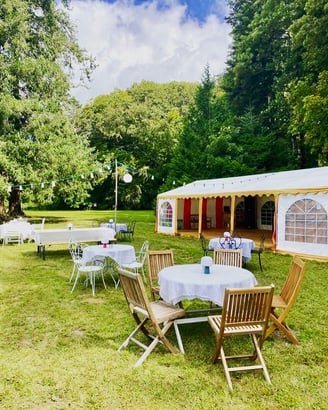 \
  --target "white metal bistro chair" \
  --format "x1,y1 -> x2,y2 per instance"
2,230 -> 23,246
71,256 -> 106,296
121,240 -> 149,282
